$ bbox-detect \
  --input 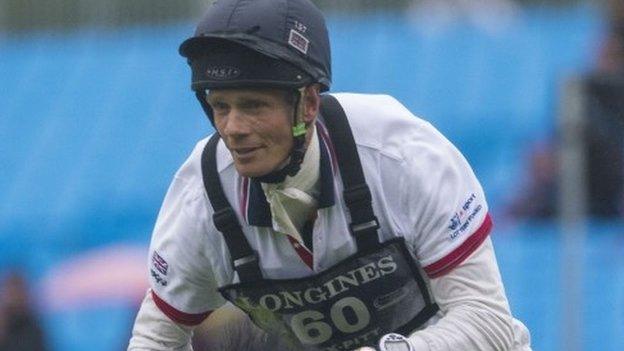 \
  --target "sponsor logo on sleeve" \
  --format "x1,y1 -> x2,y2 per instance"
447,193 -> 482,240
